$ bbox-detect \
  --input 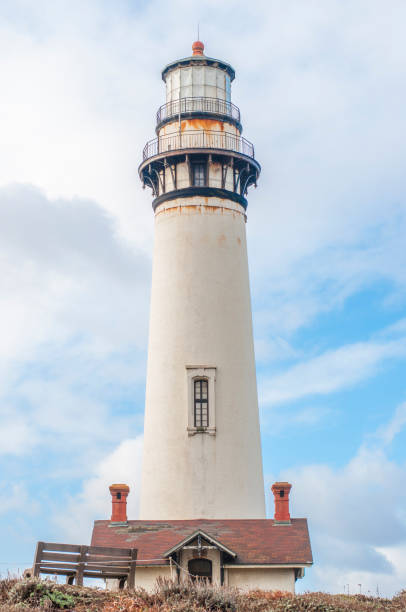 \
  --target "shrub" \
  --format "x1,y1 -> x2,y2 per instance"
2,576 -> 406,611
7,580 -> 75,609
0,576 -> 19,604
